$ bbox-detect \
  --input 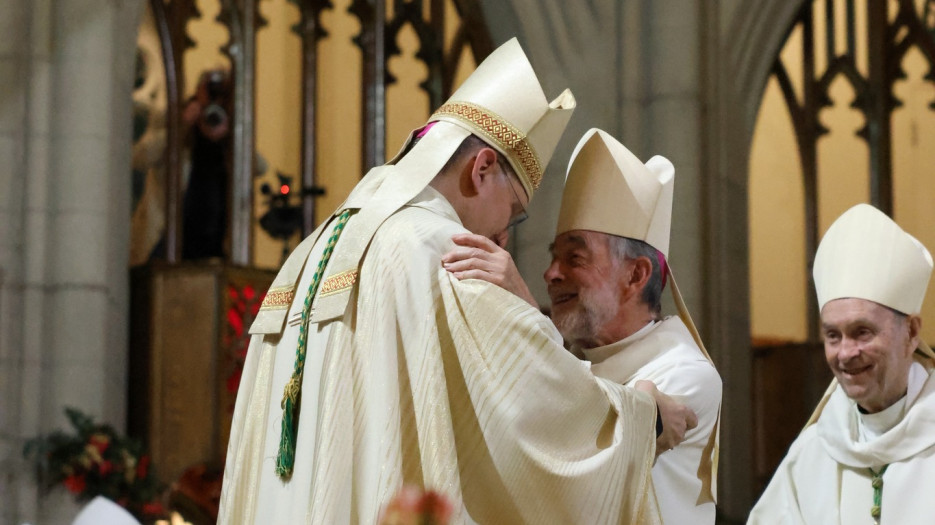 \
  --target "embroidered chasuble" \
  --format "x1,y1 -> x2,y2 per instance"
218,186 -> 662,524
582,316 -> 722,525
749,360 -> 935,524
